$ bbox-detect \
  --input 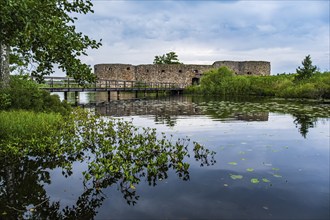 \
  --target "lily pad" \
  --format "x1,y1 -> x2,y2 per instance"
262,178 -> 271,183
273,174 -> 282,178
228,162 -> 237,165
272,168 -> 280,171
251,178 -> 260,184
246,168 -> 254,172
230,174 -> 243,180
